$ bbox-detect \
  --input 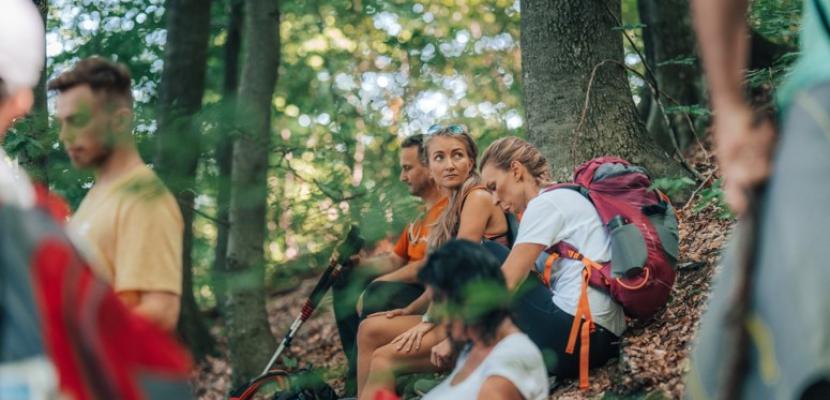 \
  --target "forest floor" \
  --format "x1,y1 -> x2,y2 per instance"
192,145 -> 732,400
